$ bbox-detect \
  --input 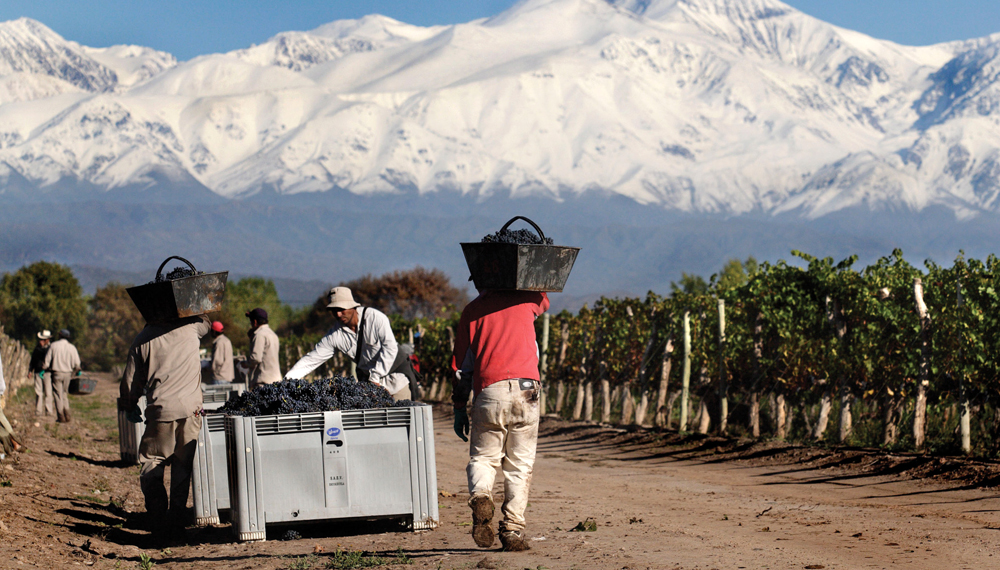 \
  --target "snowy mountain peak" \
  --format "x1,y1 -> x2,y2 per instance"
2,9 -> 1000,218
